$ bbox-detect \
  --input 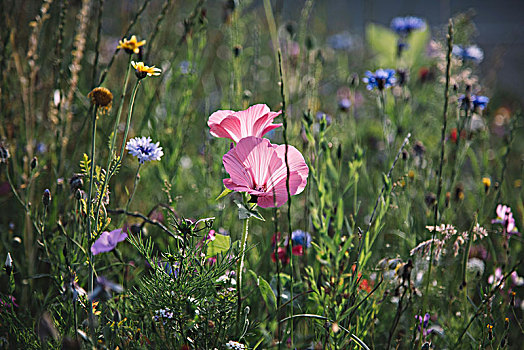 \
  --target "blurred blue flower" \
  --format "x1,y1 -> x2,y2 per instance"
126,136 -> 164,164
291,230 -> 312,248
452,45 -> 483,63
362,69 -> 396,91
327,32 -> 353,51
316,111 -> 332,126
89,276 -> 123,301
180,61 -> 190,74
390,16 -> 426,35
338,98 -> 351,111
458,94 -> 489,111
